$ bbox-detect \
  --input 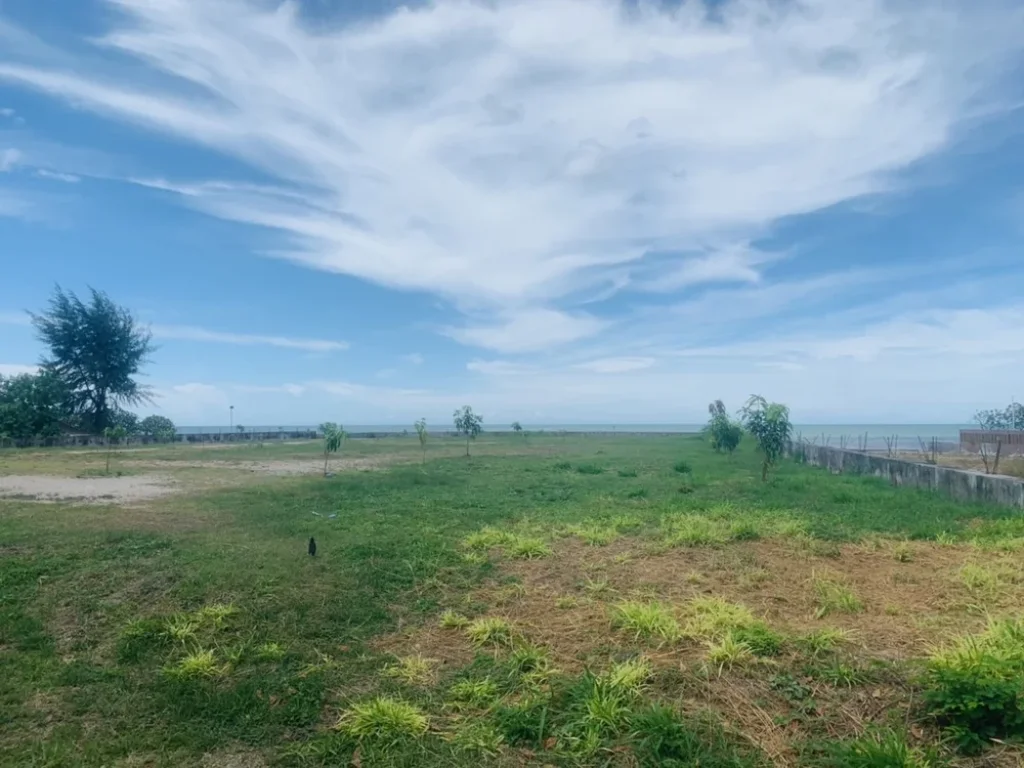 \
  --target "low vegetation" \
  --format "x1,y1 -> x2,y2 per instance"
2,432 -> 1023,766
